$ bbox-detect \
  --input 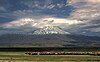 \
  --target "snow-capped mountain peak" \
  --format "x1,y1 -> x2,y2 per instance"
32,26 -> 70,34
